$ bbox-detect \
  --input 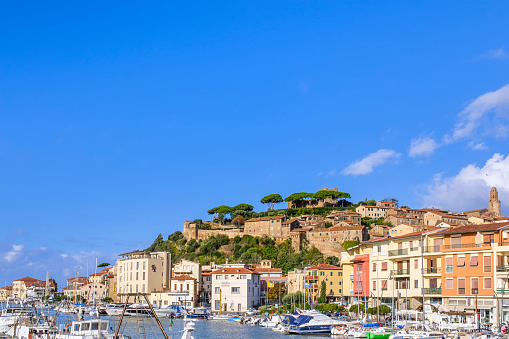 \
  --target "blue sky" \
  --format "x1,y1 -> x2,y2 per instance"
1,1 -> 508,287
